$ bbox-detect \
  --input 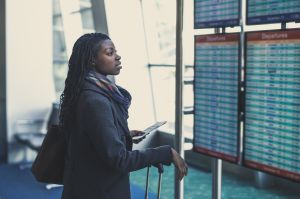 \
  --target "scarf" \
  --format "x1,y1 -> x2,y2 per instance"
86,70 -> 132,119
